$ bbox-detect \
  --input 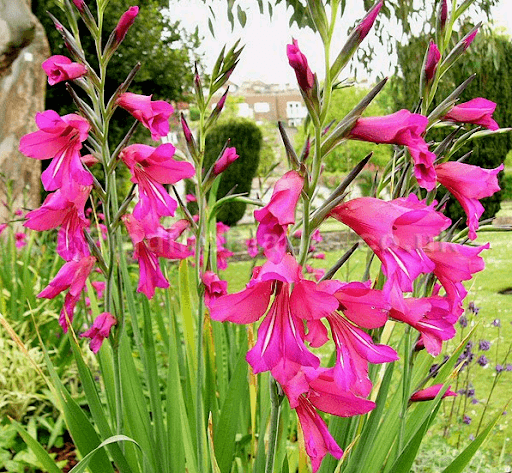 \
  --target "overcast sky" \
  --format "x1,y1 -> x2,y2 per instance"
169,1 -> 512,86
